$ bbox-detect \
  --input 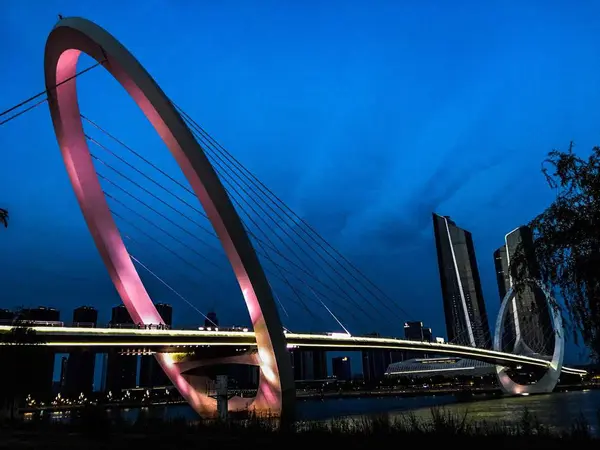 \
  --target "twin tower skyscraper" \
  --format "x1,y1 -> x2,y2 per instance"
432,213 -> 552,353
